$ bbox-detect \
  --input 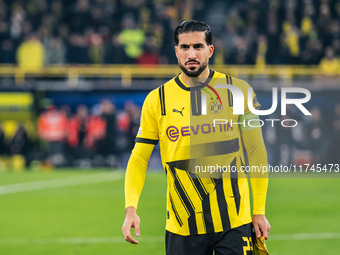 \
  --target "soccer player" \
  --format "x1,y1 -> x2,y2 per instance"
122,20 -> 271,255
